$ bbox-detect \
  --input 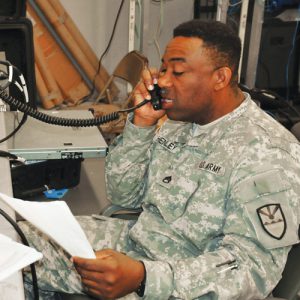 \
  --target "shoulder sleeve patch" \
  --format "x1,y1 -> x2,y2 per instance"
245,197 -> 299,249
233,169 -> 299,249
